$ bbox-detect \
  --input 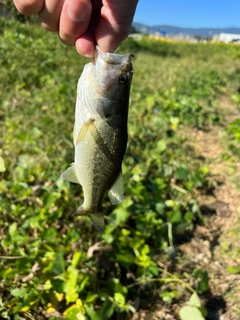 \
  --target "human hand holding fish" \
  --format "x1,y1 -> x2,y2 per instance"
13,1 -> 135,232
12,0 -> 139,57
